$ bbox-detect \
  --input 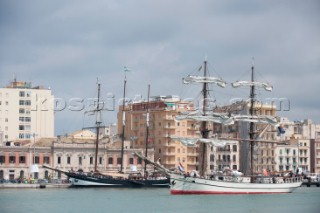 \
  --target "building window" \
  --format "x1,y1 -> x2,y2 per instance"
108,157 -> 113,164
90,157 -> 93,165
79,157 -> 82,165
34,156 -> 39,164
19,100 -> 25,105
19,91 -> 25,97
67,156 -> 71,164
233,155 -> 236,162
129,158 -> 134,164
138,158 -> 142,164
19,156 -> 26,164
117,158 -> 122,164
57,156 -> 61,164
20,170 -> 24,178
44,157 -> 50,164
233,145 -> 237,152
0,156 -> 5,164
9,156 -> 15,164
99,157 -> 103,164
